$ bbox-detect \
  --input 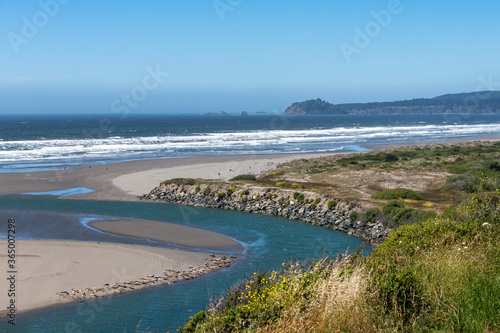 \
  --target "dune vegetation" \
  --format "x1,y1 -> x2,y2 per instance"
179,142 -> 500,332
